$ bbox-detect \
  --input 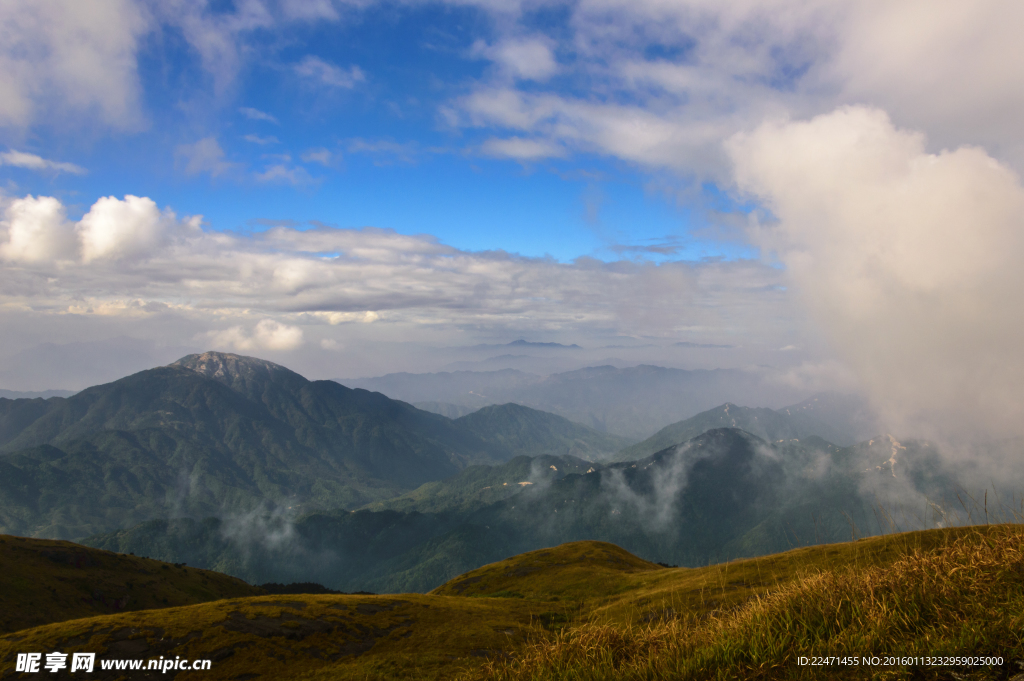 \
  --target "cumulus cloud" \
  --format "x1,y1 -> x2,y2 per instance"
0,150 -> 86,175
2,193 -> 200,265
295,56 -> 365,89
728,106 -> 1024,441
0,195 -> 76,262
209,319 -> 305,352
78,195 -> 198,263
